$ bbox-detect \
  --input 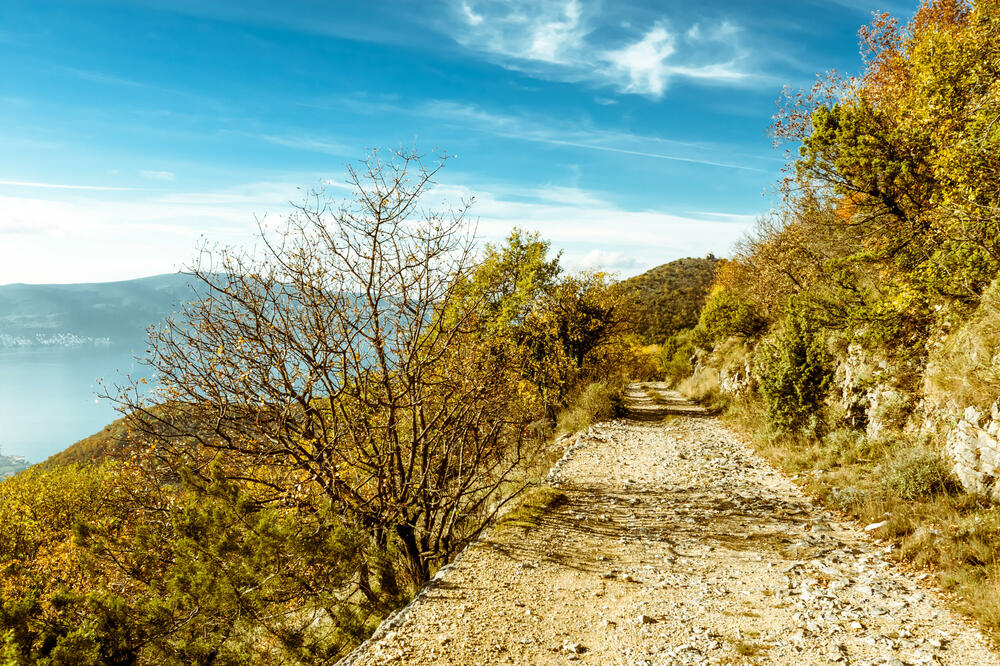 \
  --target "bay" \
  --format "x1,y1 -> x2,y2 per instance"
0,344 -> 149,463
